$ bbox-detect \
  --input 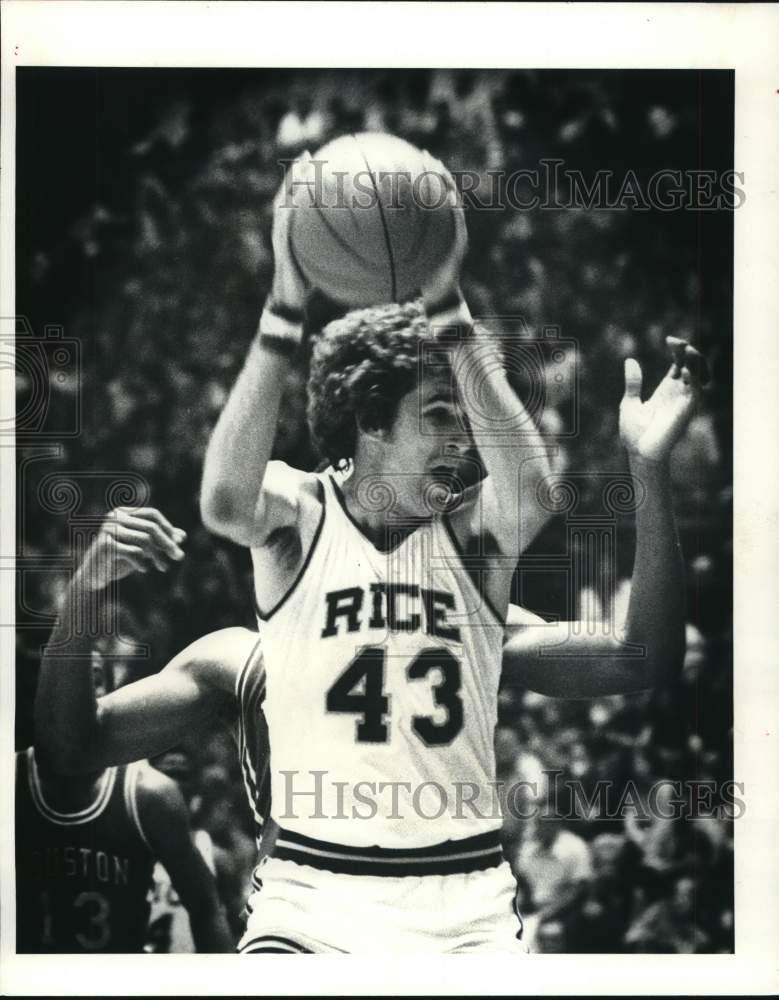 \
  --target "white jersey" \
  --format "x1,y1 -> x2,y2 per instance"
256,471 -> 506,850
